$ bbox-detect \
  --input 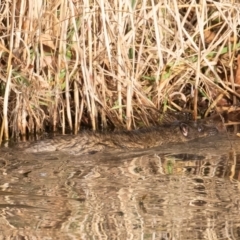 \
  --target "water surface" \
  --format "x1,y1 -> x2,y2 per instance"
0,135 -> 240,239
